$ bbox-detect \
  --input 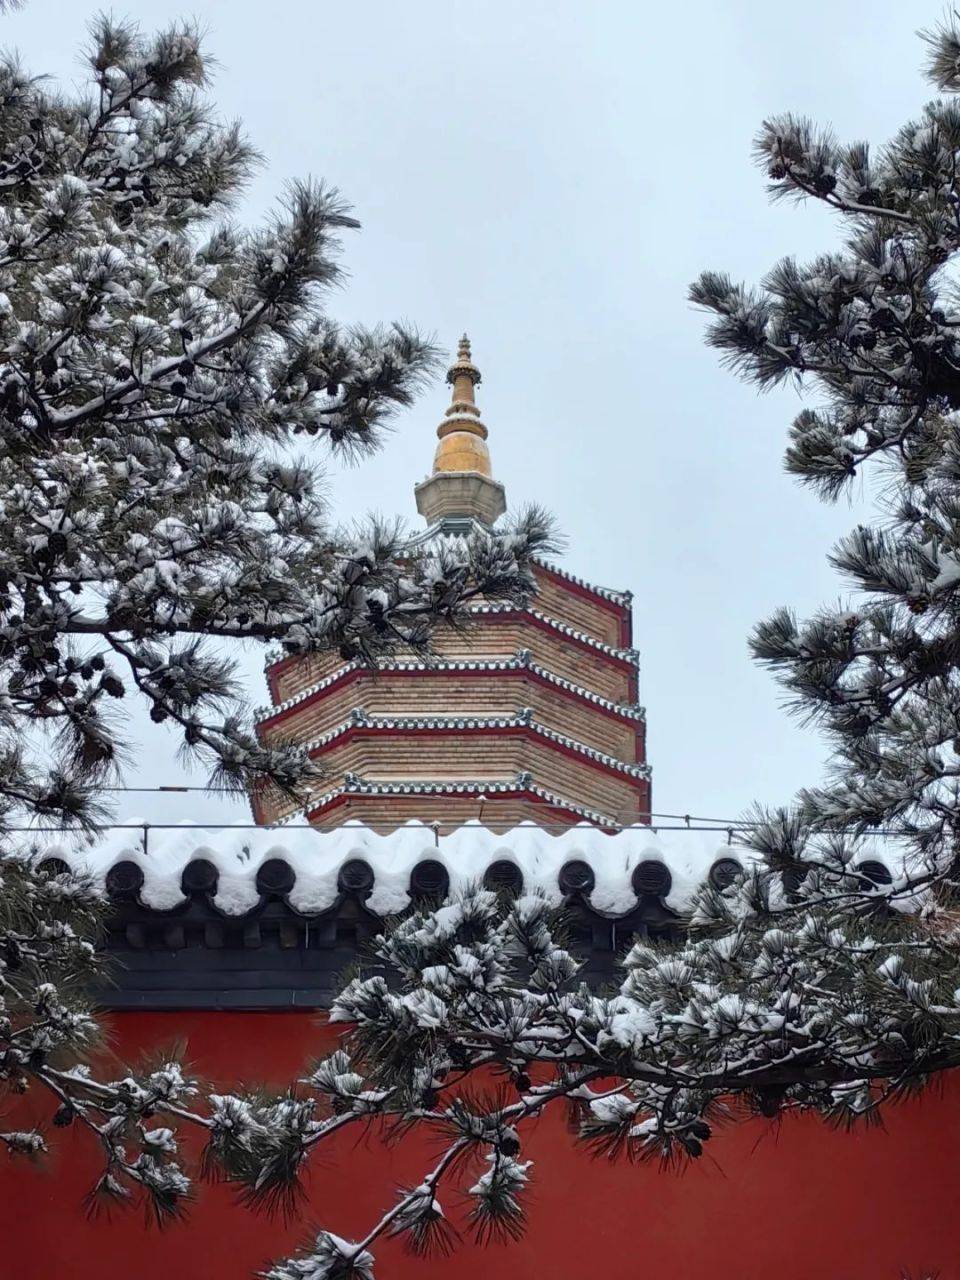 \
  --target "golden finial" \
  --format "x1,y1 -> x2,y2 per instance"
414,333 -> 506,526
434,333 -> 487,471
445,332 -> 481,395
